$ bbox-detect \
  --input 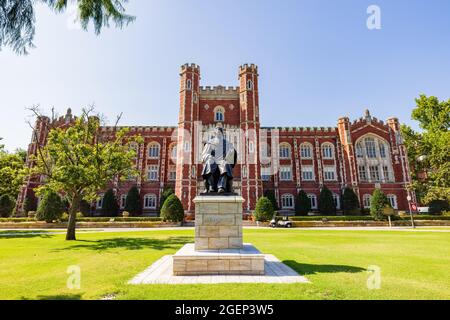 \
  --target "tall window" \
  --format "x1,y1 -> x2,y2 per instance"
261,165 -> 271,181
333,193 -> 341,210
279,166 -> 292,181
369,165 -> 380,182
358,165 -> 367,181
323,166 -> 336,181
96,194 -> 104,209
356,135 -> 394,183
365,138 -> 377,158
186,79 -> 192,90
300,143 -> 312,158
279,144 -> 291,159
148,165 -> 159,181
170,145 -> 177,162
379,143 -> 387,158
120,194 -> 127,209
247,80 -> 253,90
302,166 -> 314,181
281,194 -> 295,209
148,143 -> 160,158
144,194 -> 157,209
383,165 -> 392,182
308,194 -> 318,209
322,143 -> 334,159
363,194 -> 371,208
215,109 -> 224,122
387,195 -> 398,209
356,142 -> 364,158
168,165 -> 176,181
